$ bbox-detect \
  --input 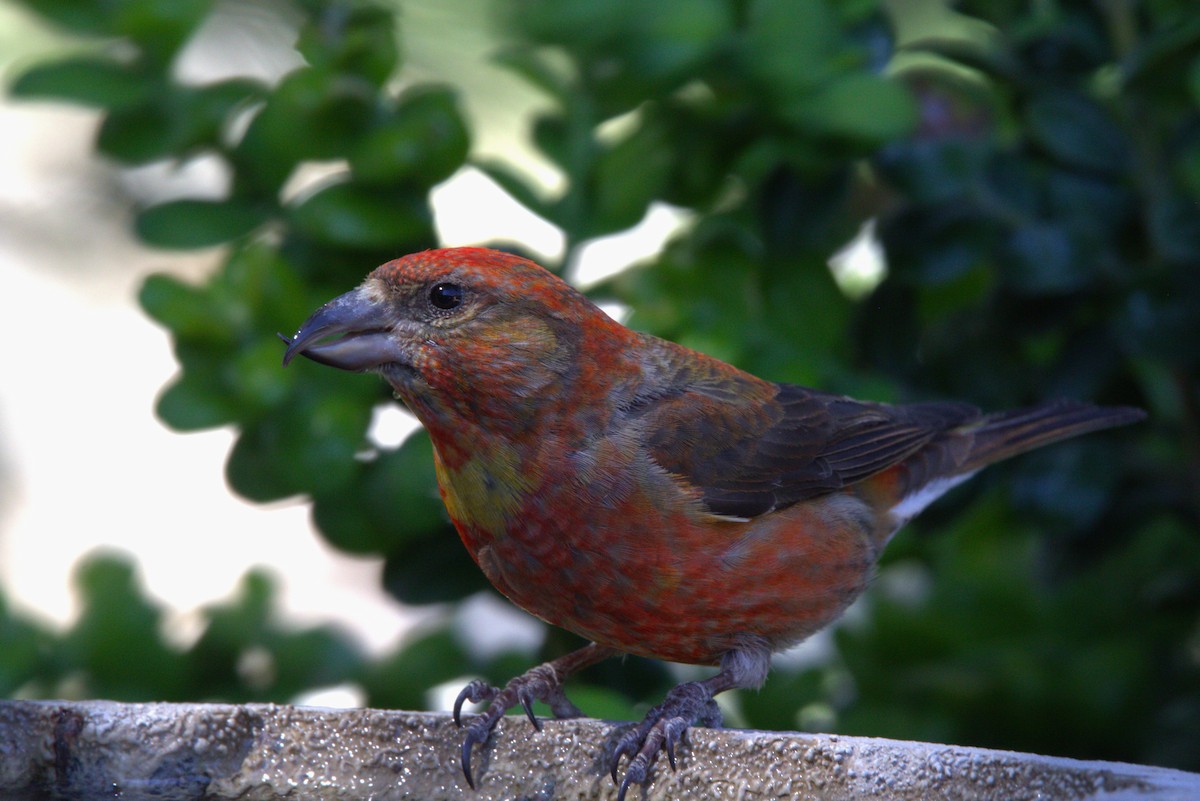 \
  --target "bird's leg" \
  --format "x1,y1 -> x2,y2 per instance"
454,641 -> 617,788
611,642 -> 771,801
